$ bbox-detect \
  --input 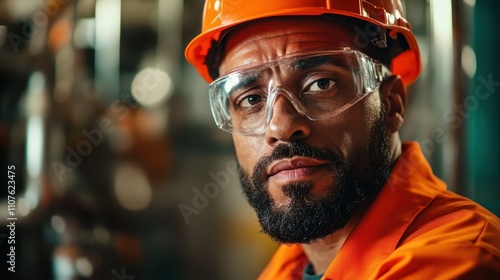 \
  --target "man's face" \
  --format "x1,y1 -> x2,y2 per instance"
218,17 -> 393,243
